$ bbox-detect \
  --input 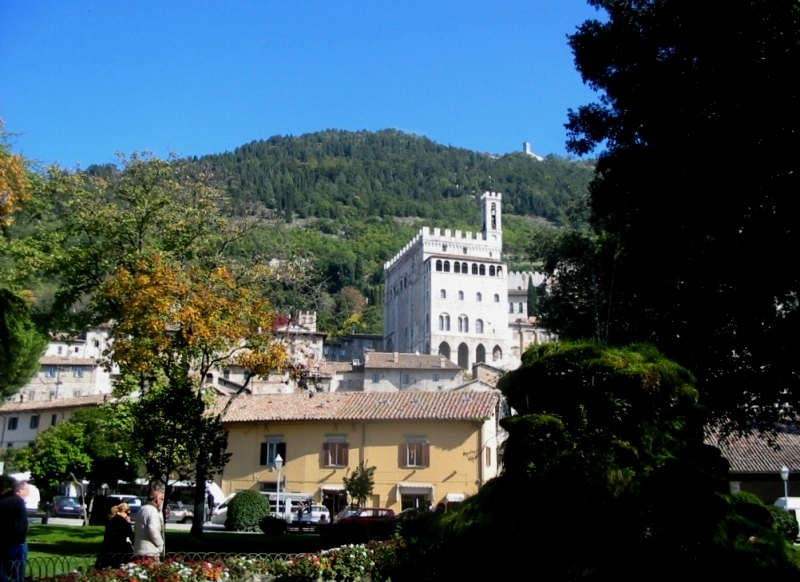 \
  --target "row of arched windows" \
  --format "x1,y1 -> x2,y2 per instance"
435,260 -> 503,277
